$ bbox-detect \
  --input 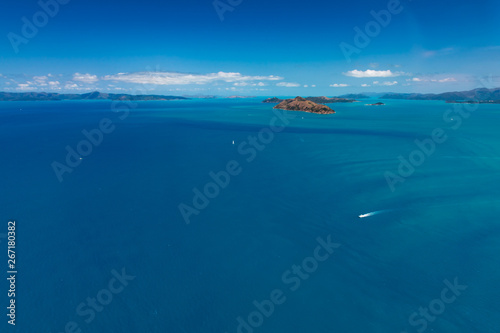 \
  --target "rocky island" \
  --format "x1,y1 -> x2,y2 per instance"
366,102 -> 385,106
273,96 -> 335,114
